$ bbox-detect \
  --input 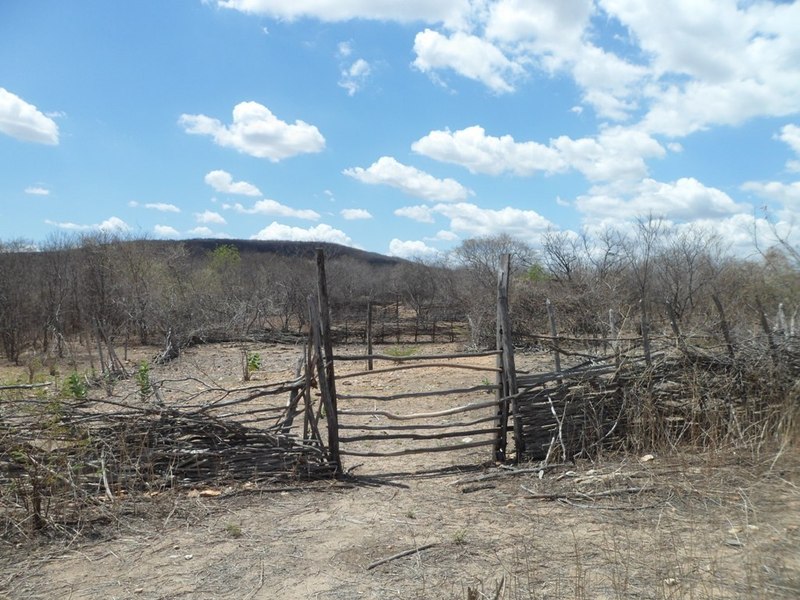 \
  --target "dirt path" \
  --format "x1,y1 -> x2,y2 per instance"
2,343 -> 799,599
